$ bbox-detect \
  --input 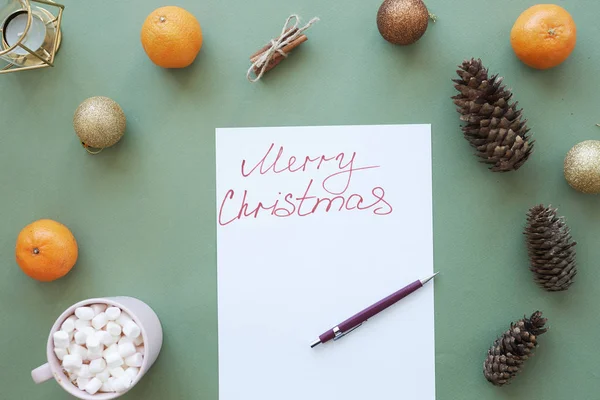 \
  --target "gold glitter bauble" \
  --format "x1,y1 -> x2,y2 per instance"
377,0 -> 429,45
564,140 -> 600,194
73,96 -> 126,150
